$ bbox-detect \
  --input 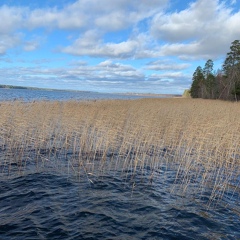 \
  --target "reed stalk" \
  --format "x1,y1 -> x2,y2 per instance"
0,98 -> 239,205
